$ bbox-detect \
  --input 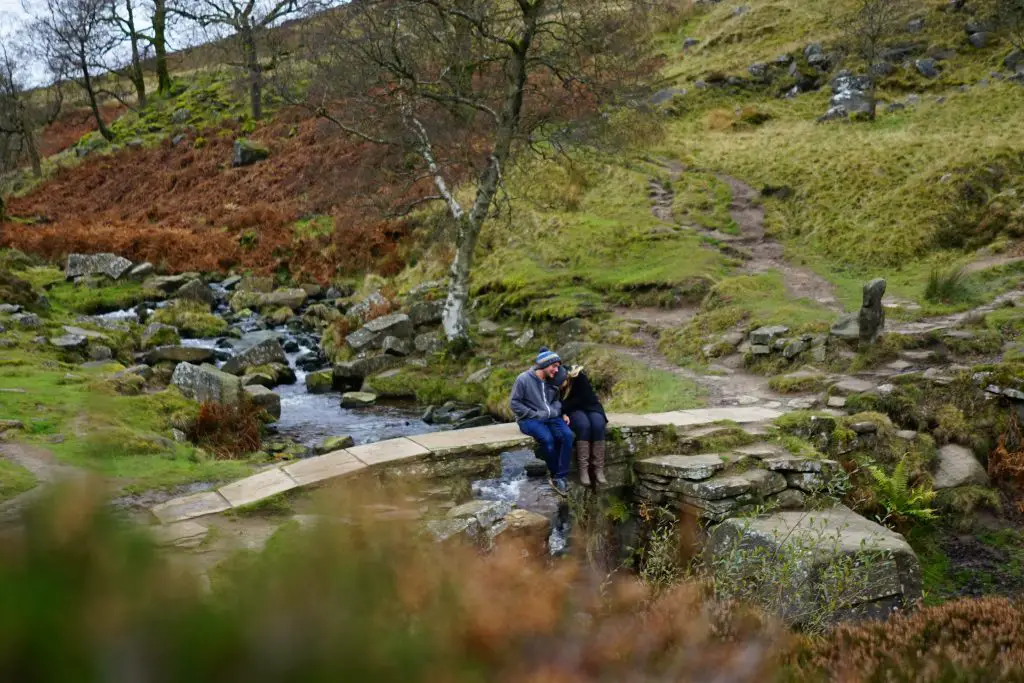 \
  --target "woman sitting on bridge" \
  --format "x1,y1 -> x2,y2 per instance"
554,364 -> 607,488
